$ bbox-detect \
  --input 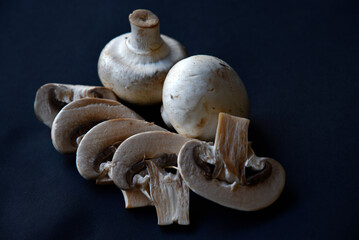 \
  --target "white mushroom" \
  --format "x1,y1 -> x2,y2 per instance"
110,131 -> 190,225
162,55 -> 250,141
98,9 -> 187,105
178,113 -> 285,211
34,83 -> 117,127
51,98 -> 143,154
76,118 -> 167,208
